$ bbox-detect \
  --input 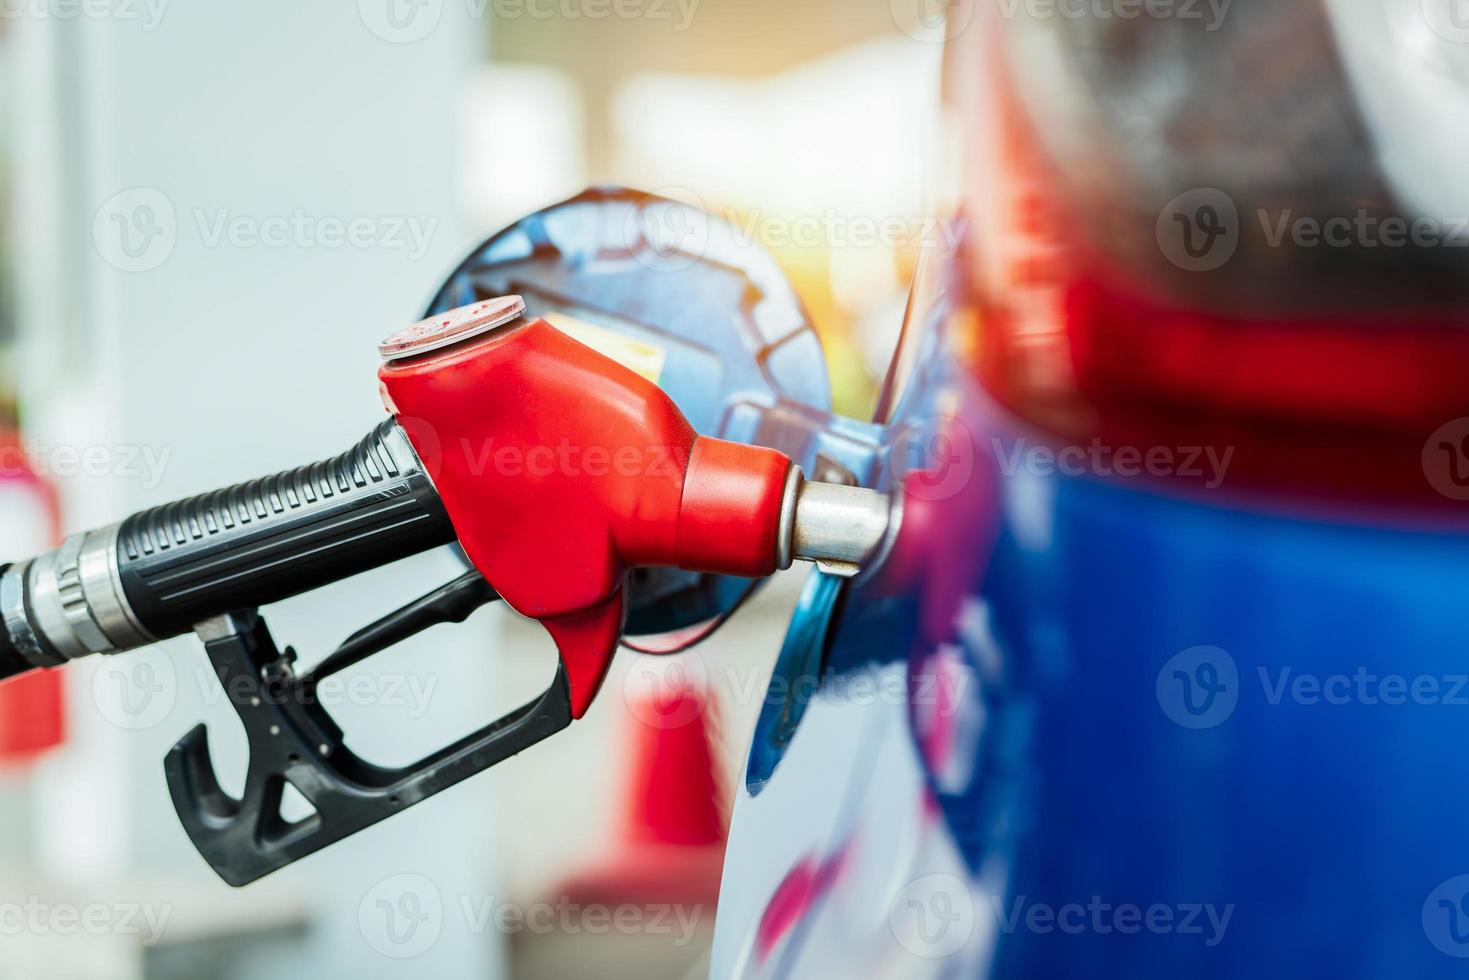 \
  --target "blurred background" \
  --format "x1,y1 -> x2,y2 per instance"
0,2 -> 941,977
